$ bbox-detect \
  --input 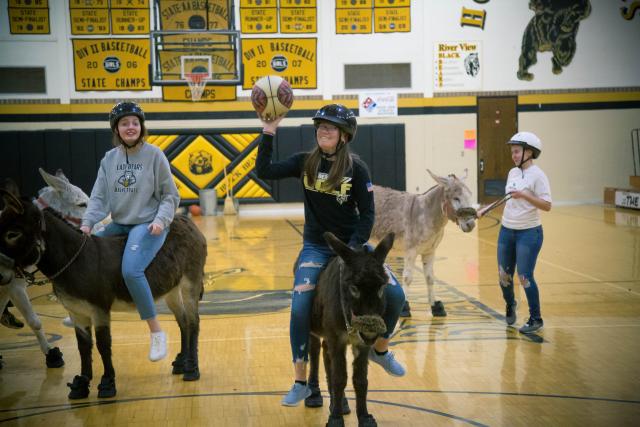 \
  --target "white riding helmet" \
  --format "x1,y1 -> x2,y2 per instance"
507,131 -> 542,159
